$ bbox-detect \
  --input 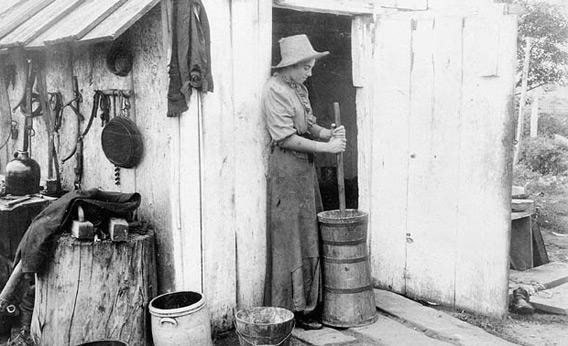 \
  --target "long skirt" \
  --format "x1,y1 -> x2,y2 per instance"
264,146 -> 322,313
